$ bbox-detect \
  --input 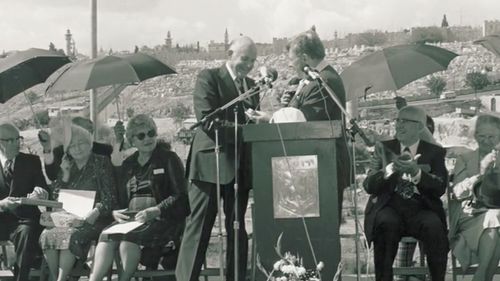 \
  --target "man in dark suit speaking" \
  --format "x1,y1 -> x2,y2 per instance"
363,106 -> 448,281
282,28 -> 350,219
0,122 -> 48,281
176,36 -> 260,281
